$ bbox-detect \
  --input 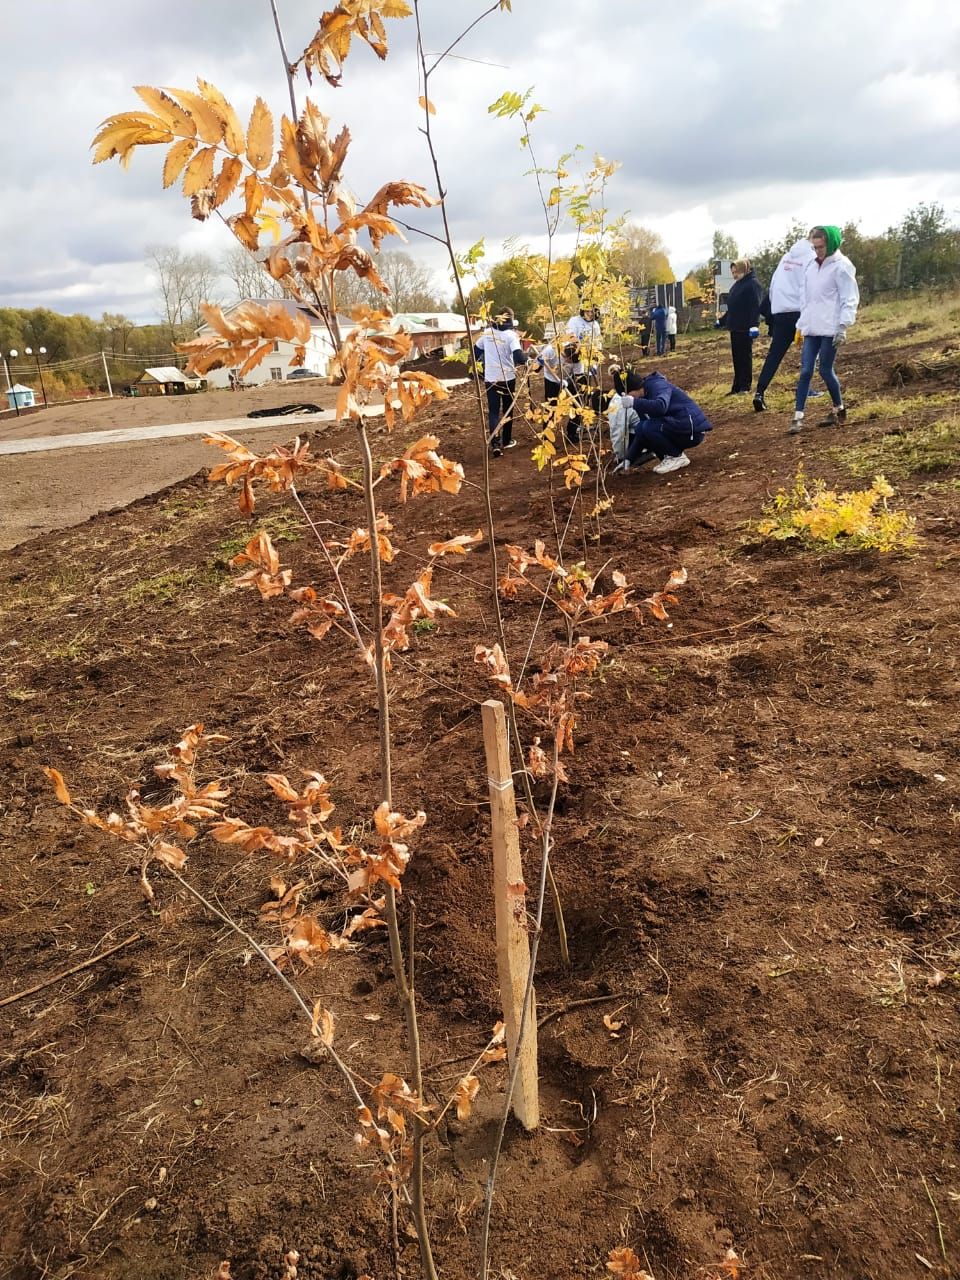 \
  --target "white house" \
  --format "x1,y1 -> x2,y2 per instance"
196,299 -> 355,389
392,312 -> 469,360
